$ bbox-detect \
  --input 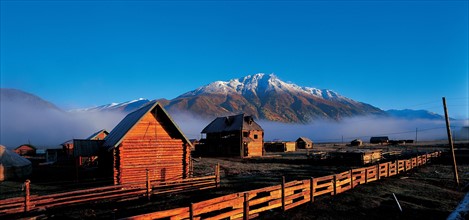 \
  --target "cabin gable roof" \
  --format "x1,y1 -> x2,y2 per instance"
201,114 -> 263,133
103,100 -> 192,151
296,137 -> 313,144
